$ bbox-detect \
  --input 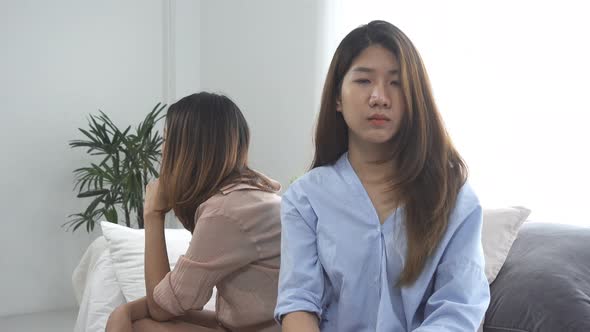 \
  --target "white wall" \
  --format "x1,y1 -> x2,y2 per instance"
174,0 -> 201,99
0,0 -> 166,316
199,0 -> 325,186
